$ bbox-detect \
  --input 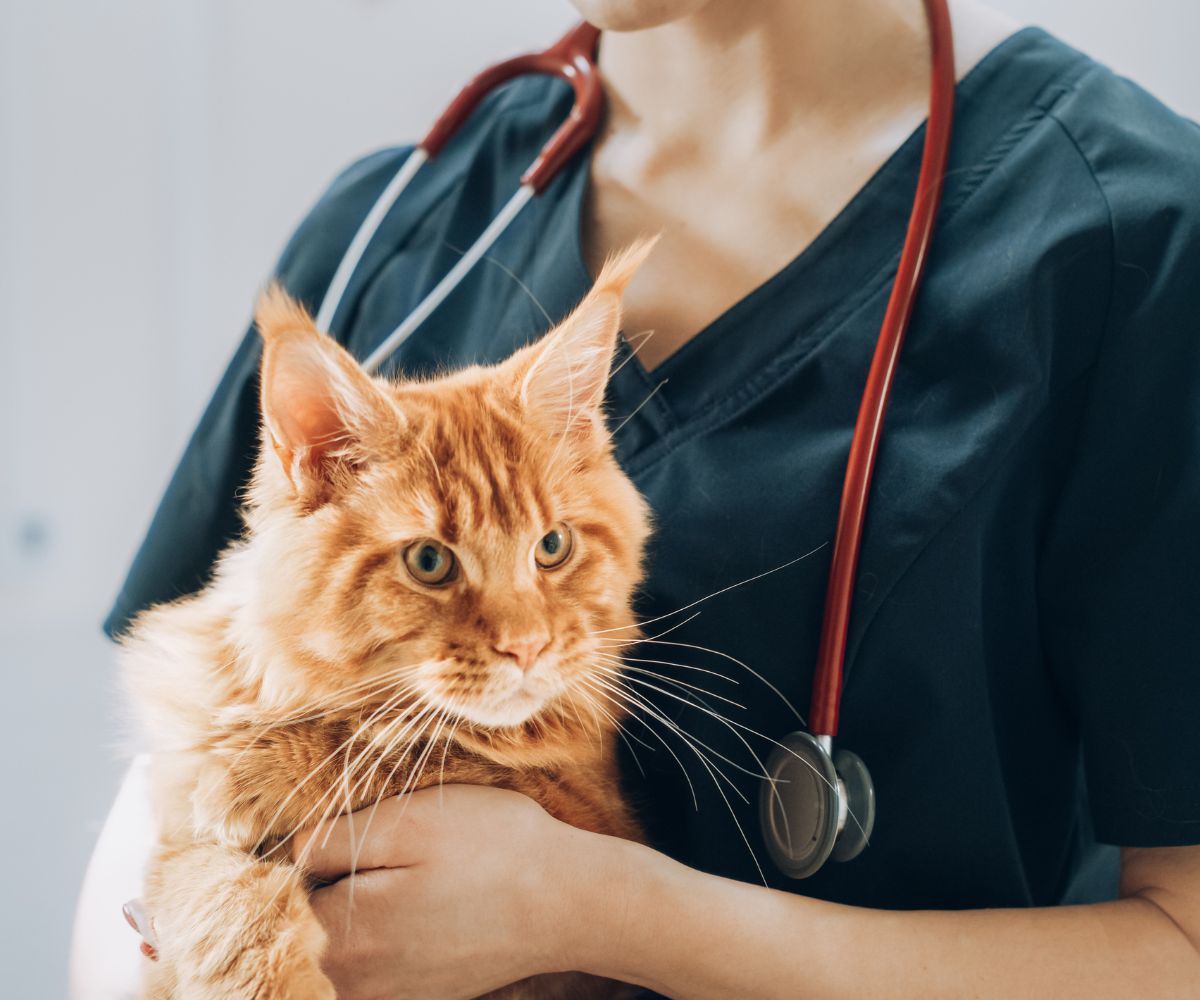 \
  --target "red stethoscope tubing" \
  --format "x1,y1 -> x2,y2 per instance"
809,0 -> 956,738
420,21 -> 604,193
345,2 -> 955,745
